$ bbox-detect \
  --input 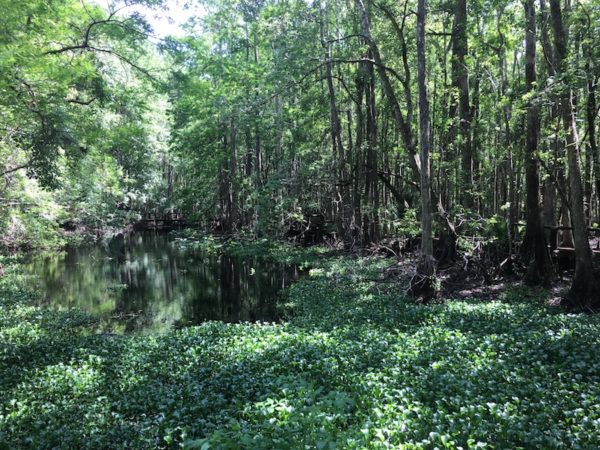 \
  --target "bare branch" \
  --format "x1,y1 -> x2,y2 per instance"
325,34 -> 368,44
1,162 -> 31,177
66,97 -> 98,106
326,58 -> 406,86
